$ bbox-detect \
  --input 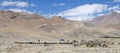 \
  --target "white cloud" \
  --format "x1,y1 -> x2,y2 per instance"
108,5 -> 120,11
114,10 -> 120,13
0,1 -> 15,6
0,1 -> 36,7
113,0 -> 120,2
16,2 -> 28,7
57,4 -> 108,21
43,13 -> 57,18
97,14 -> 105,17
9,8 -> 34,14
66,15 -> 94,21
31,4 -> 37,7
0,1 -> 28,7
53,3 -> 65,6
